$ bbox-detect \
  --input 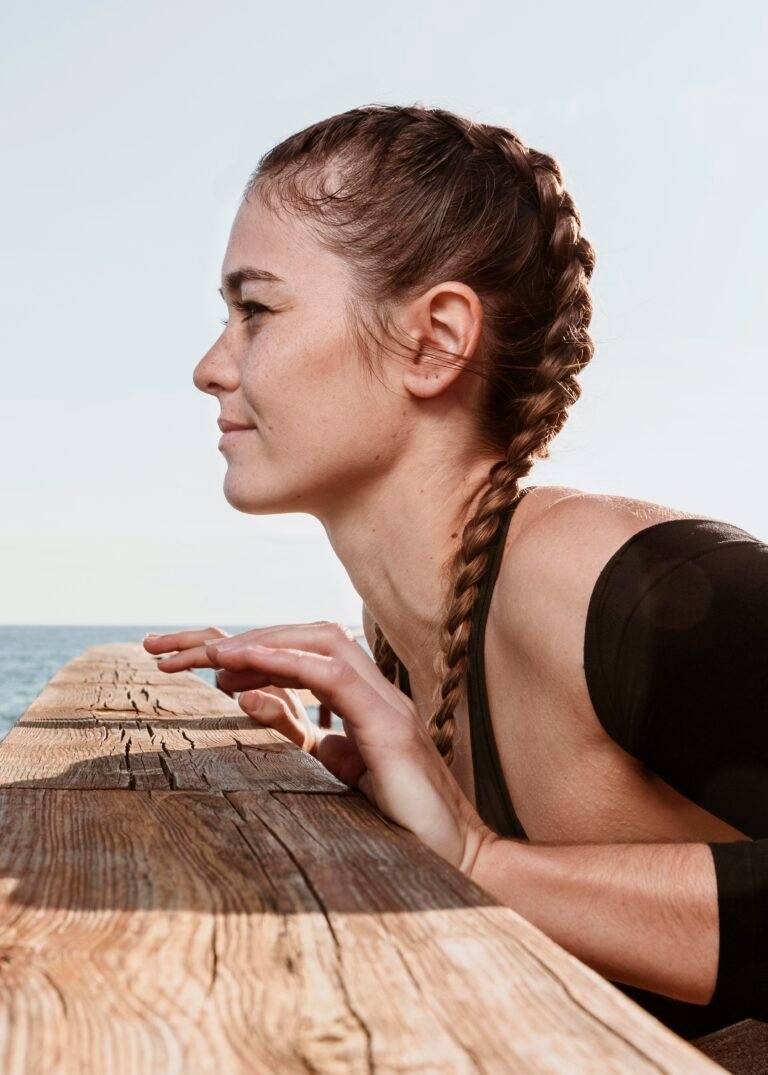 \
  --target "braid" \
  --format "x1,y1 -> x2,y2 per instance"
373,621 -> 400,685
425,137 -> 595,768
